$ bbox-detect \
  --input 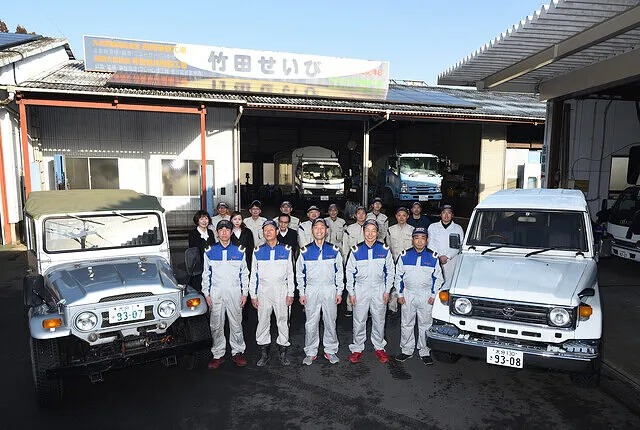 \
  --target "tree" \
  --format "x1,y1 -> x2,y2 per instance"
0,20 -> 8,33
16,25 -> 27,34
